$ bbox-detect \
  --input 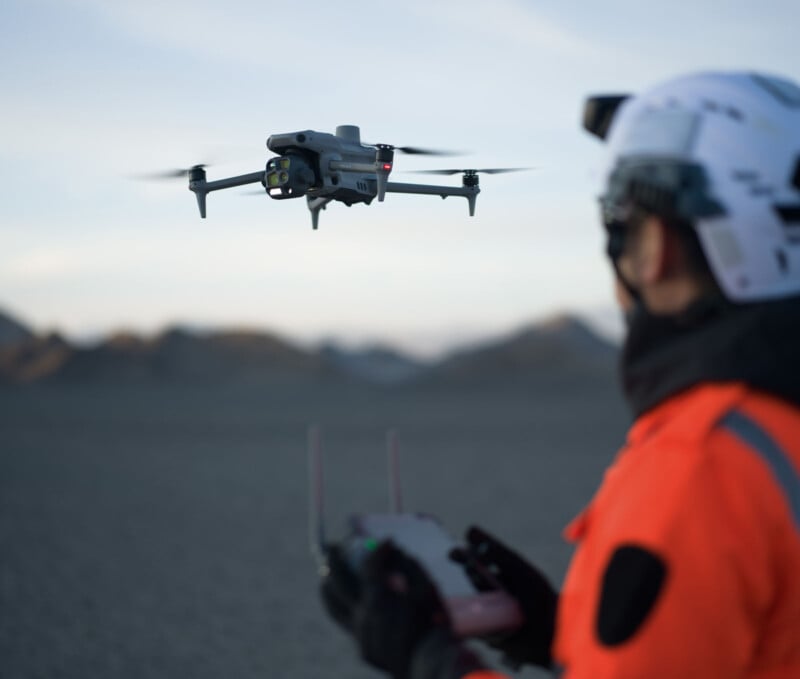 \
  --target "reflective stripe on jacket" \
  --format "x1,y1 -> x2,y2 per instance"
554,382 -> 800,678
